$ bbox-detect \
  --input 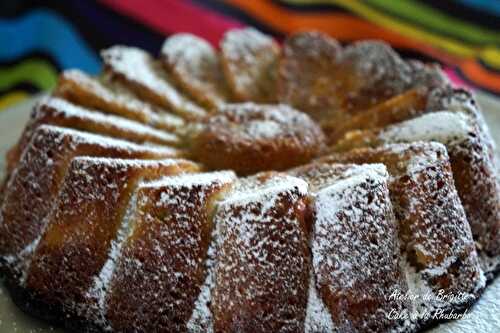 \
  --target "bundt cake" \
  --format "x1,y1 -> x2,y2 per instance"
0,27 -> 499,333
